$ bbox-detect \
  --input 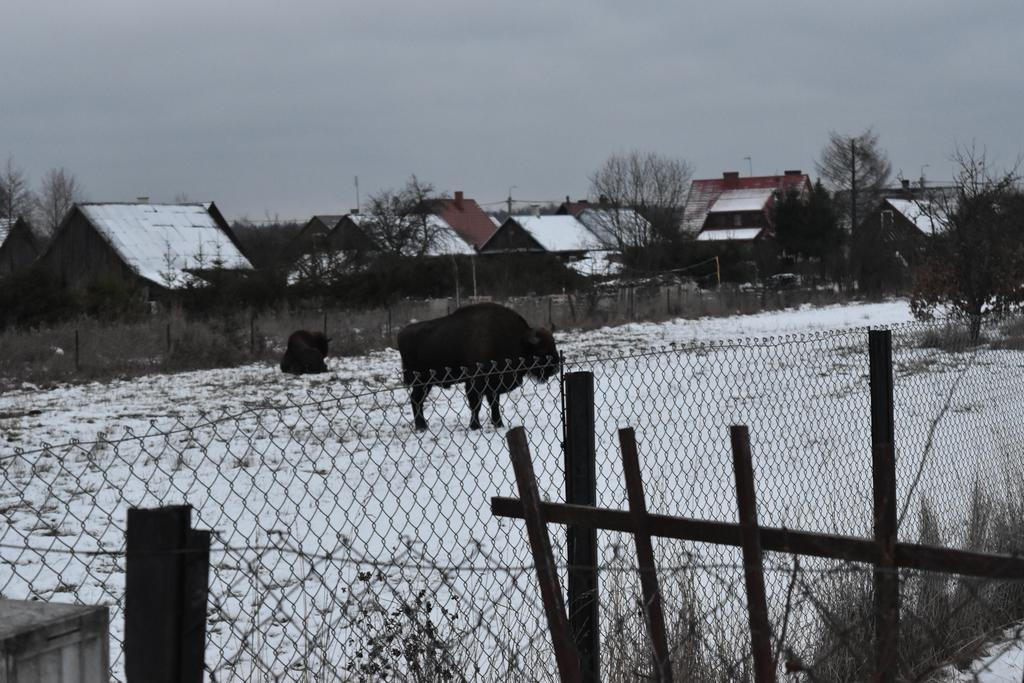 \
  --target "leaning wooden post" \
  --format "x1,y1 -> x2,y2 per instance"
564,372 -> 600,681
507,427 -> 583,683
730,425 -> 776,683
619,428 -> 673,682
869,329 -> 899,682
